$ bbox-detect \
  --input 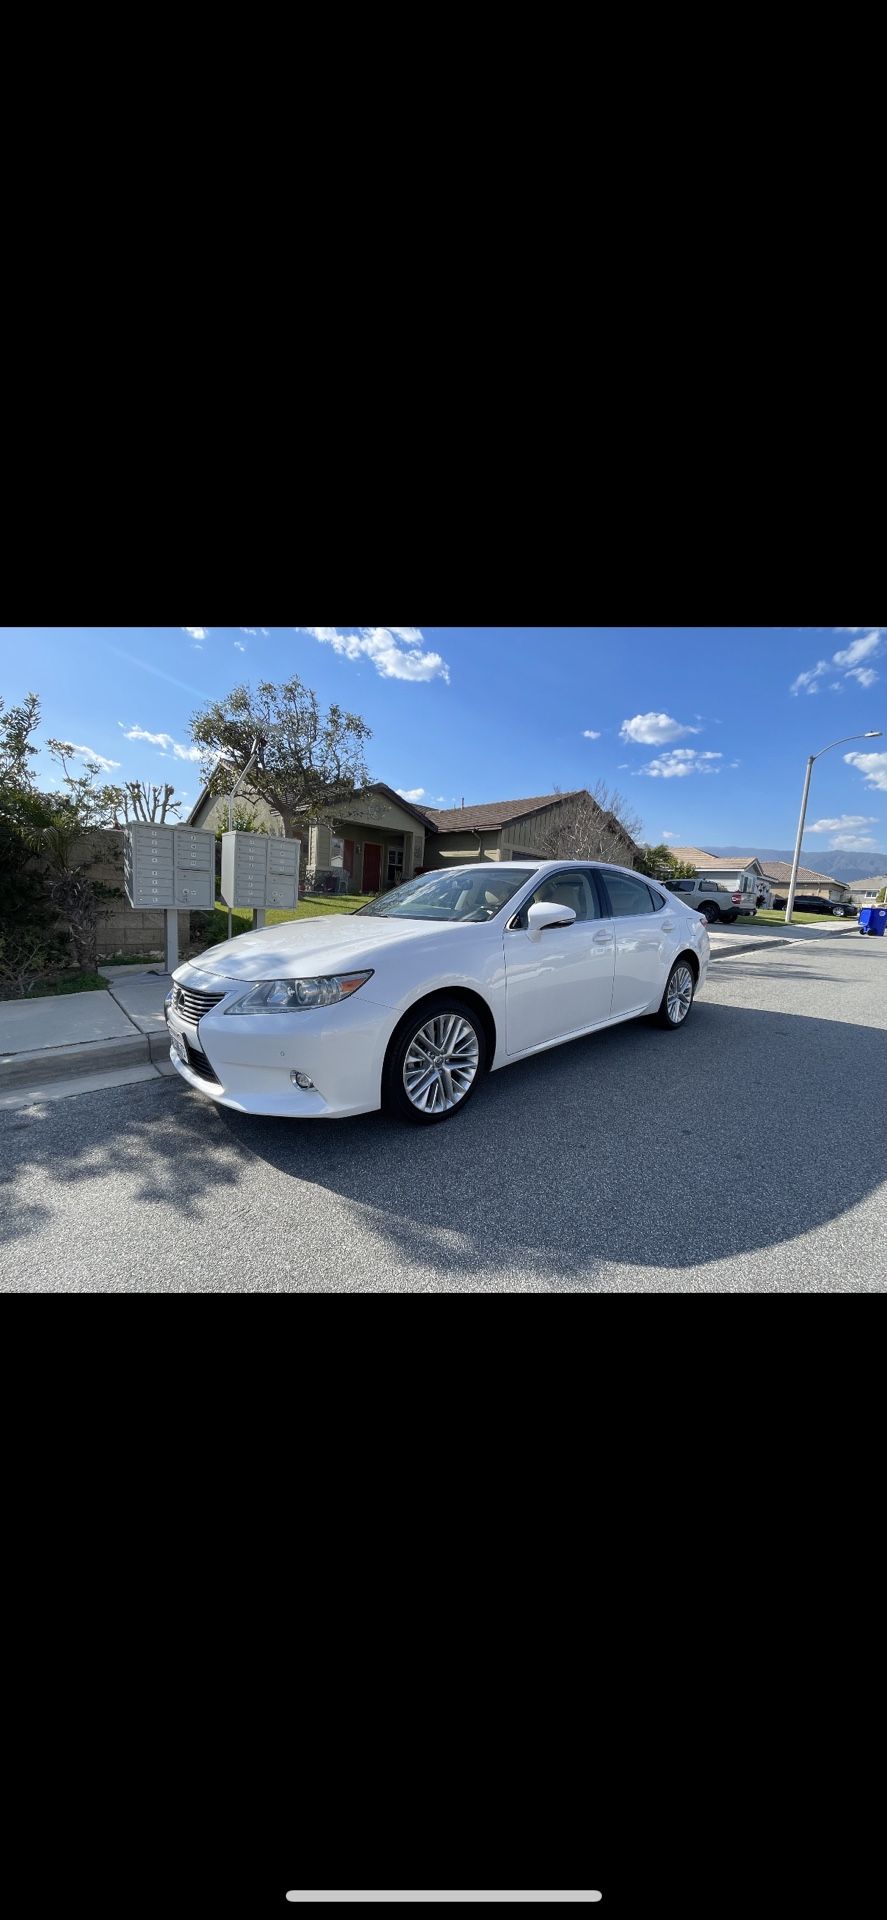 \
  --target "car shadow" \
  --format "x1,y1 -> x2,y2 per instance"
208,999 -> 886,1284
2,1002 -> 884,1287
